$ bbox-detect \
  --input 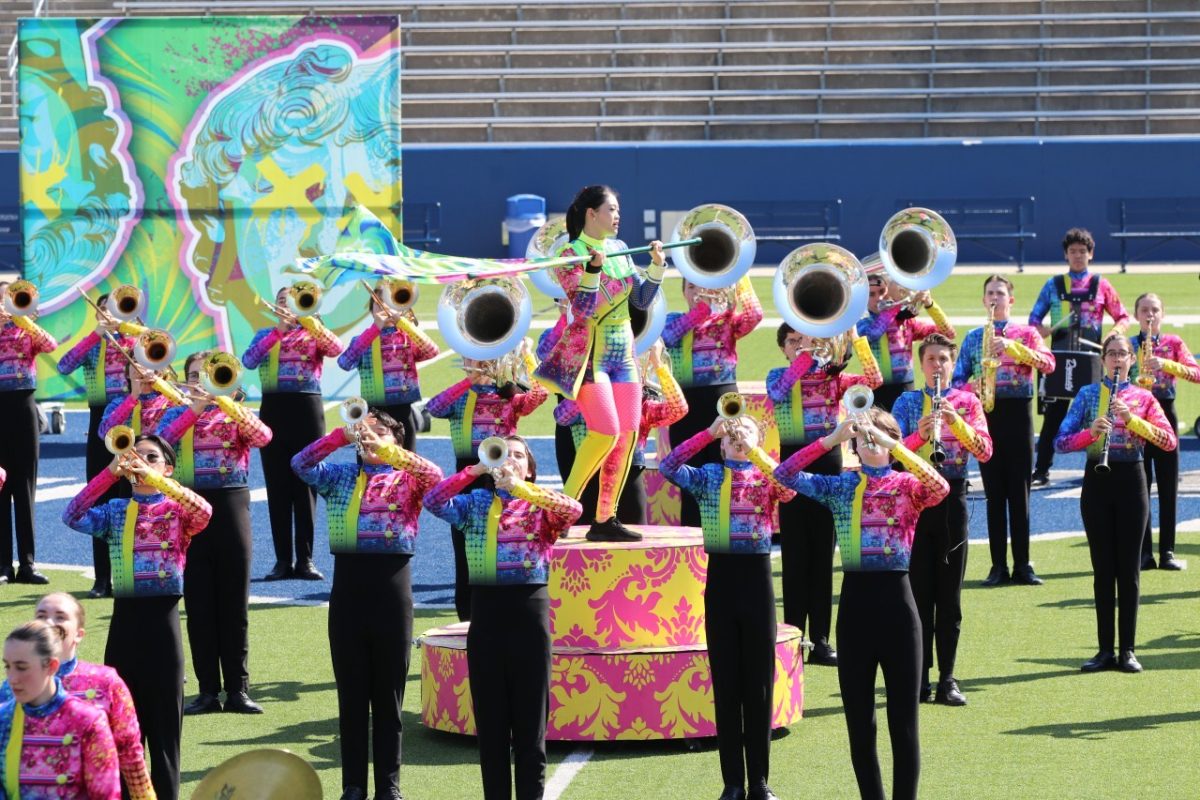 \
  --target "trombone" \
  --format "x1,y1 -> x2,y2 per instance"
102,329 -> 186,405
2,281 -> 38,317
